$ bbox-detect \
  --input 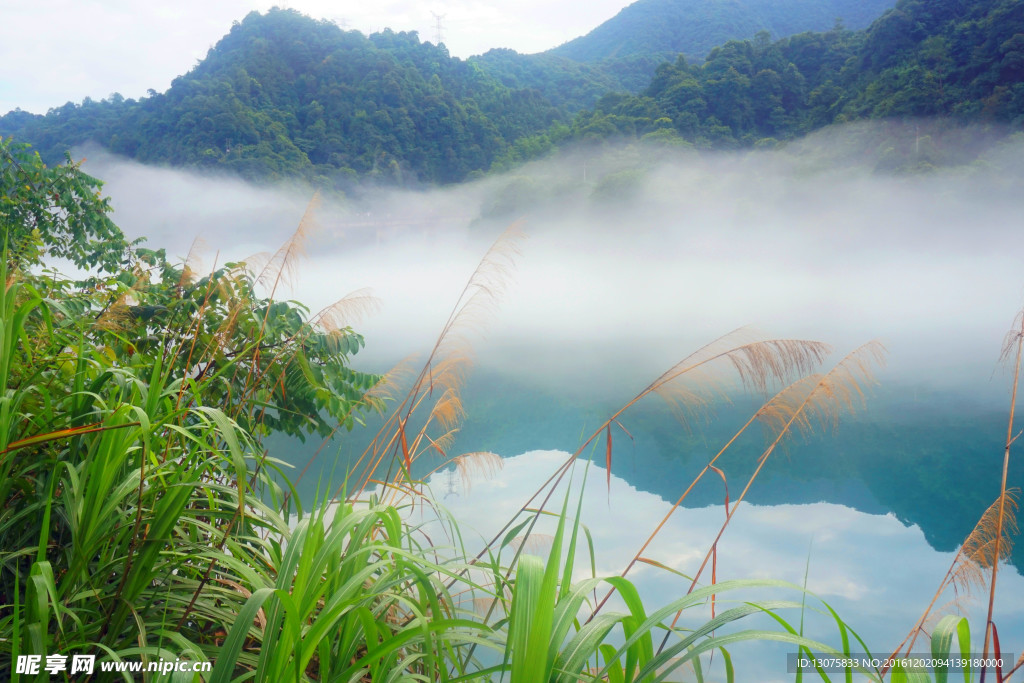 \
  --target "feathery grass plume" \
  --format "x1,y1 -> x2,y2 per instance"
467,573 -> 514,617
430,386 -> 466,434
472,595 -> 507,617
643,341 -> 885,653
422,421 -> 459,458
887,490 -> 1019,669
645,332 -> 831,437
754,340 -> 886,446
474,332 -> 836,634
93,294 -> 132,333
431,222 -> 524,360
357,356 -> 416,431
239,250 -> 273,282
703,341 -> 884,561
312,287 -> 380,336
93,261 -> 153,333
353,224 -> 524,497
407,221 -> 524,410
920,597 -> 970,639
509,533 -> 555,555
254,191 -> 320,297
452,451 -> 503,493
651,329 -> 831,398
588,358 -> 849,624
999,308 -> 1024,366
475,332 -> 833,556
963,489 -> 1019,570
194,263 -> 251,356
178,236 -> 208,288
291,361 -> 415,507
982,305 -> 1024,666
418,450 -> 502,500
